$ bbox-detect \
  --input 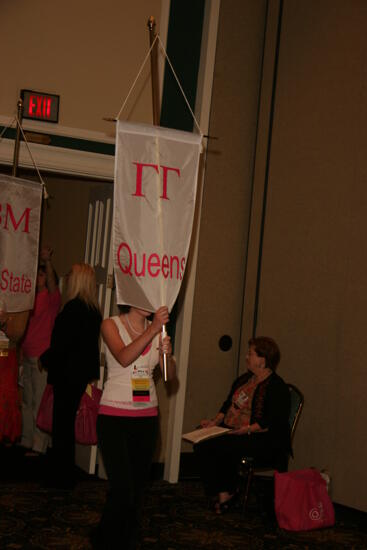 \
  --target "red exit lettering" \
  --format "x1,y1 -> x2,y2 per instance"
28,95 -> 52,120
